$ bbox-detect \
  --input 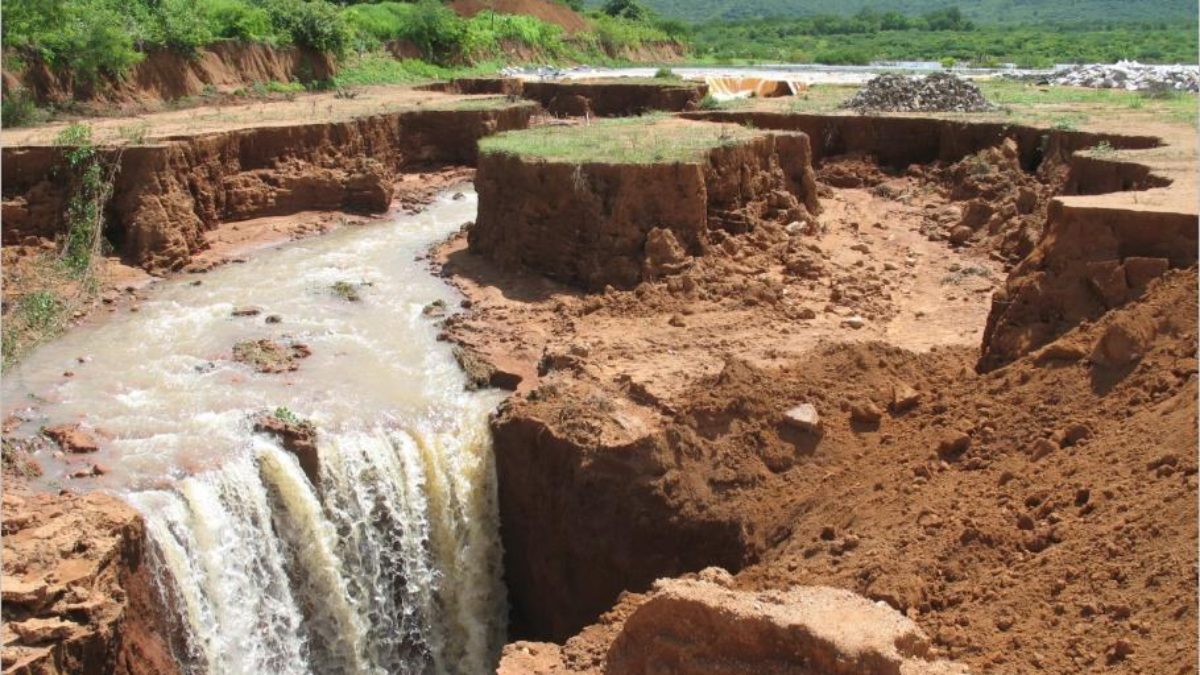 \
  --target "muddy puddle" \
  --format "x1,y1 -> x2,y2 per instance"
2,188 -> 508,674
